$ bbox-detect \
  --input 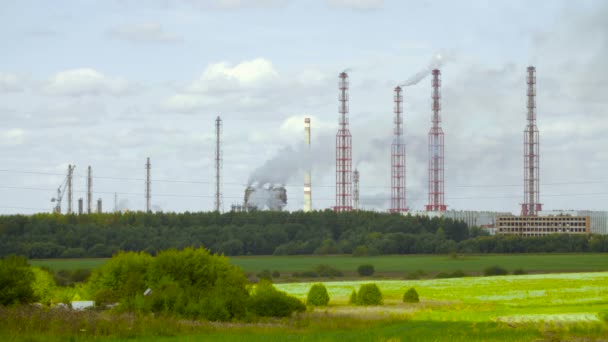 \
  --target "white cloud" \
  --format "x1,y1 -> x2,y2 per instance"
1,128 -> 26,146
328,0 -> 383,10
182,0 -> 288,10
42,68 -> 137,97
163,58 -> 331,114
108,23 -> 182,44
0,72 -> 24,92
